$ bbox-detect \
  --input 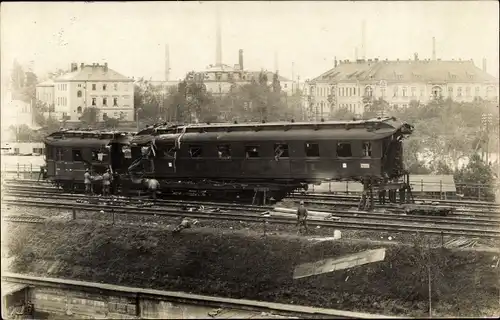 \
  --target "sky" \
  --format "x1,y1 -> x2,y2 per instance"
1,1 -> 499,82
